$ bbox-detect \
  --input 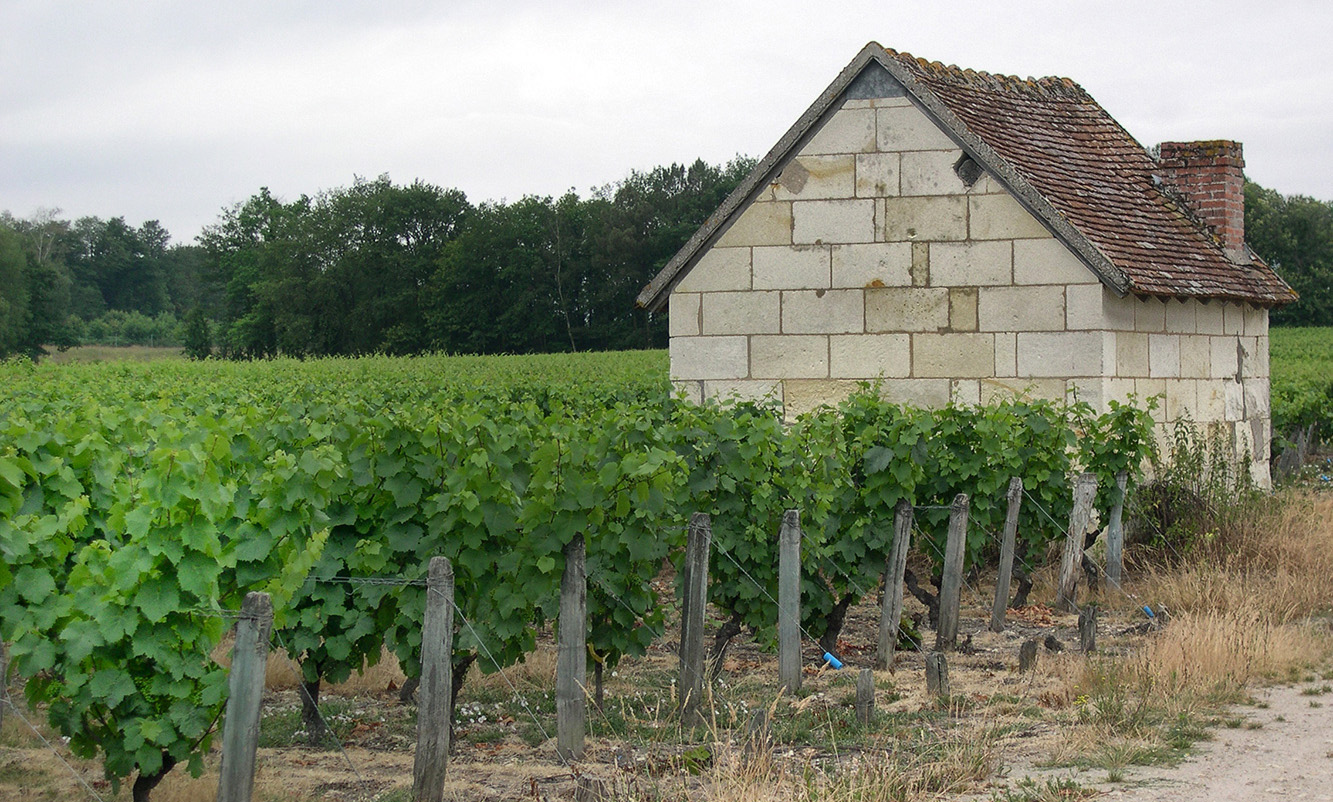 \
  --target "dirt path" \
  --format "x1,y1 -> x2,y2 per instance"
991,679 -> 1333,801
